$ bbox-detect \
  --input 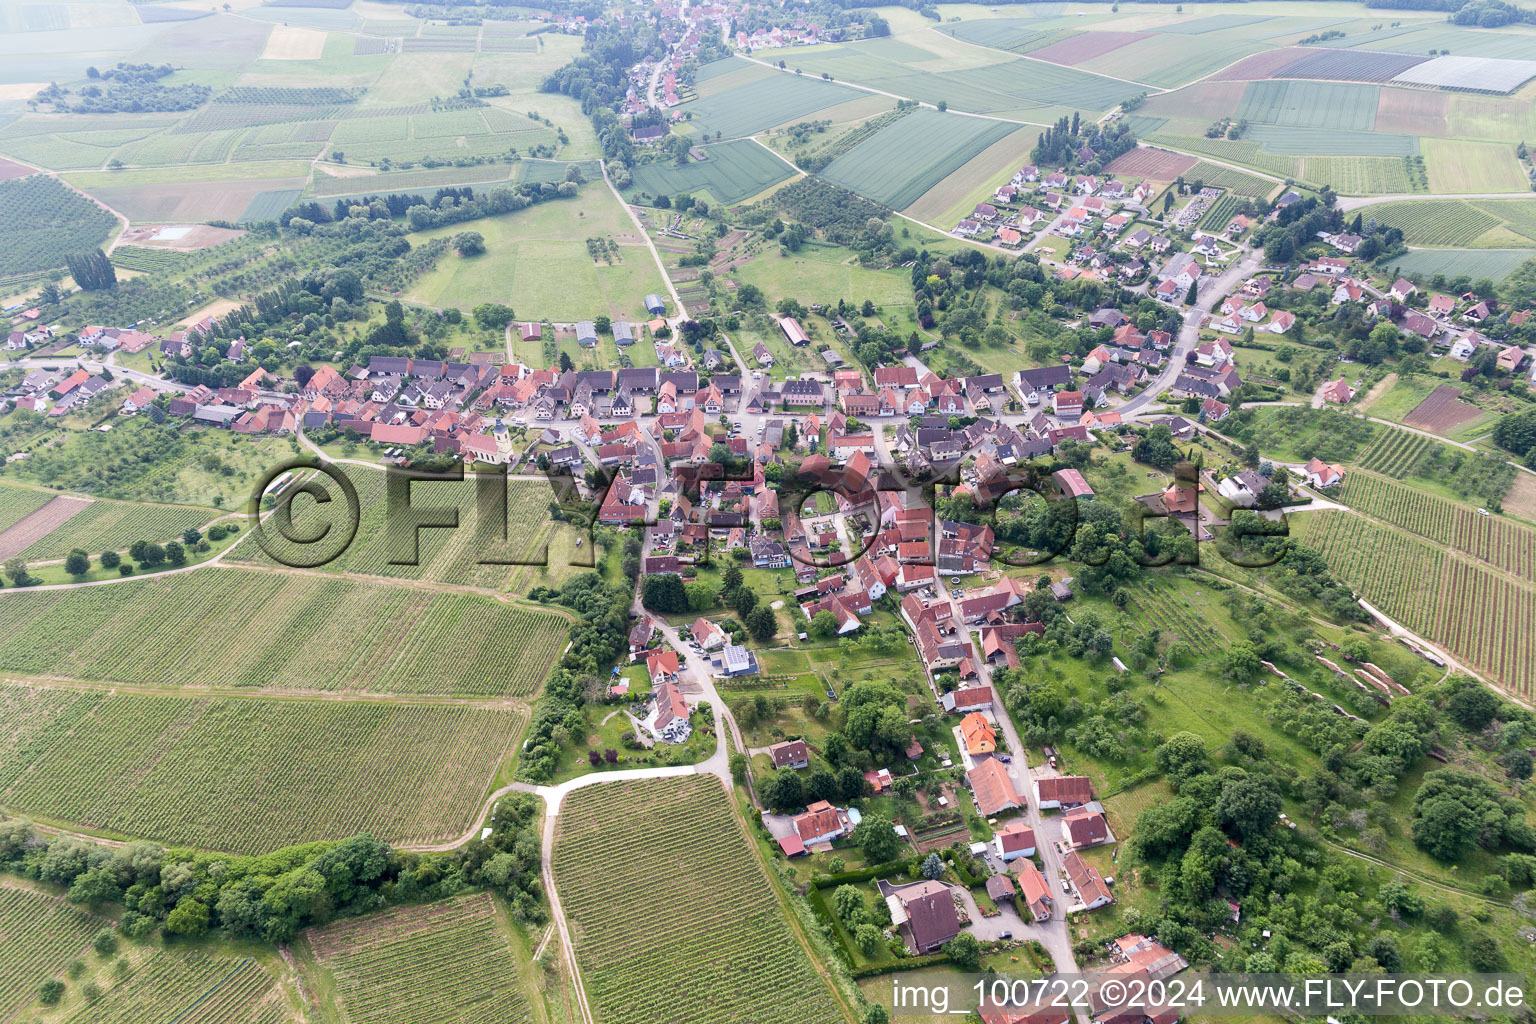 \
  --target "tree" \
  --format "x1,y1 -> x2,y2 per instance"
64,549 -> 90,578
849,812 -> 901,863
855,922 -> 883,956
472,303 -> 515,332
1447,685 -> 1499,731
39,980 -> 65,1006
452,231 -> 485,257
944,932 -> 981,971
99,550 -> 120,569
164,541 -> 185,566
832,884 -> 866,925
3,557 -> 31,586
810,609 -> 838,639
1154,732 -> 1209,788
67,867 -> 119,908
642,573 -> 687,613
745,605 -> 777,643
920,853 -> 944,879
728,752 -> 748,784
763,770 -> 803,812
1214,772 -> 1281,842
1223,641 -> 1261,681
1185,279 -> 1198,305
164,897 -> 210,937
